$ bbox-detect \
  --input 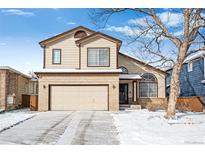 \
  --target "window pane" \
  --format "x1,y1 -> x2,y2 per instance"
149,83 -> 157,97
142,73 -> 157,82
140,82 -> 149,97
88,48 -> 109,66
88,49 -> 99,66
140,82 -> 157,98
53,49 -> 61,64
99,49 -> 109,66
